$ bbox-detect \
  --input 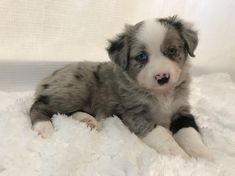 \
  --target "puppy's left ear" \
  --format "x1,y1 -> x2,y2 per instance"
160,16 -> 198,57
106,25 -> 132,70
181,23 -> 198,57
